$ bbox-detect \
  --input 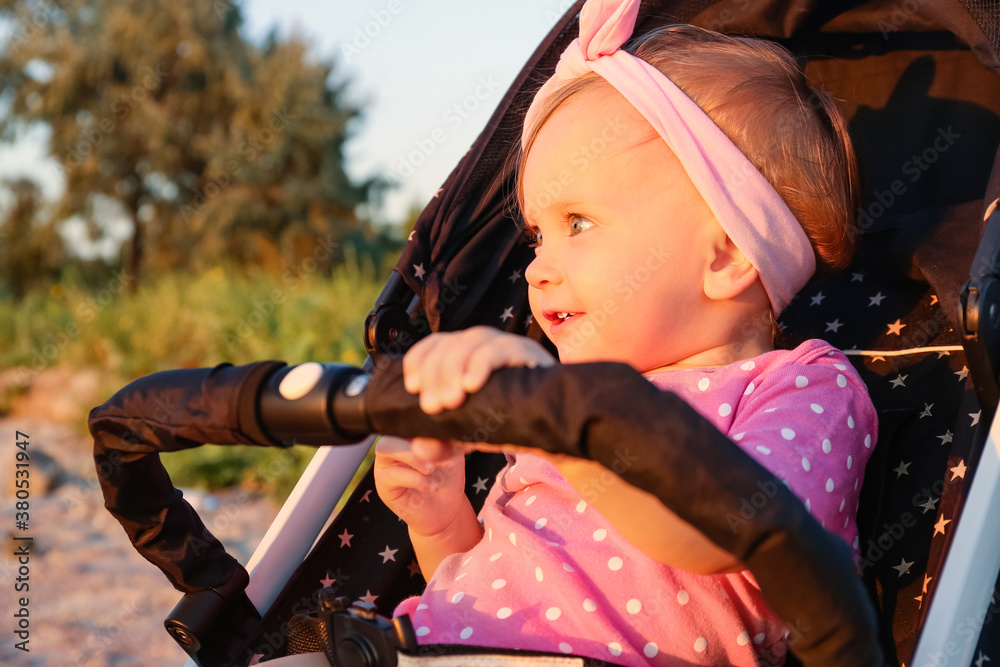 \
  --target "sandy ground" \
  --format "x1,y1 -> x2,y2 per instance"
0,368 -> 281,667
